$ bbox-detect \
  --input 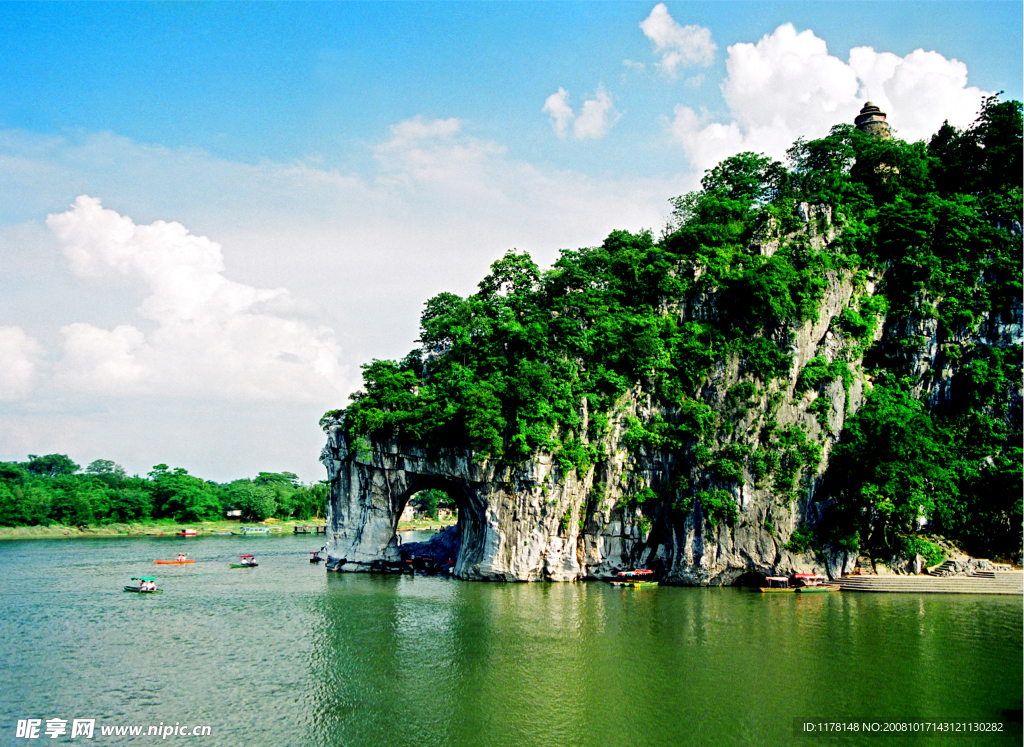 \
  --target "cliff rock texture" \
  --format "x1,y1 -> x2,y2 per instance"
321,207 -> 1020,584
